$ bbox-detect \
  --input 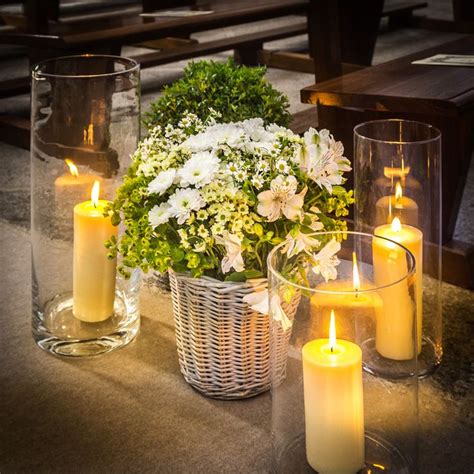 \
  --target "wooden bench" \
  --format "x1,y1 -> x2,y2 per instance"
301,36 -> 474,288
0,0 -> 429,145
